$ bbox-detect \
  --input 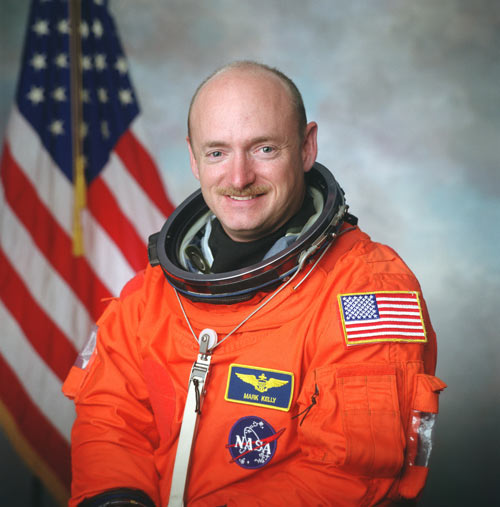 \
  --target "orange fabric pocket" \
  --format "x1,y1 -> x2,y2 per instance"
412,374 -> 446,414
298,364 -> 405,478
